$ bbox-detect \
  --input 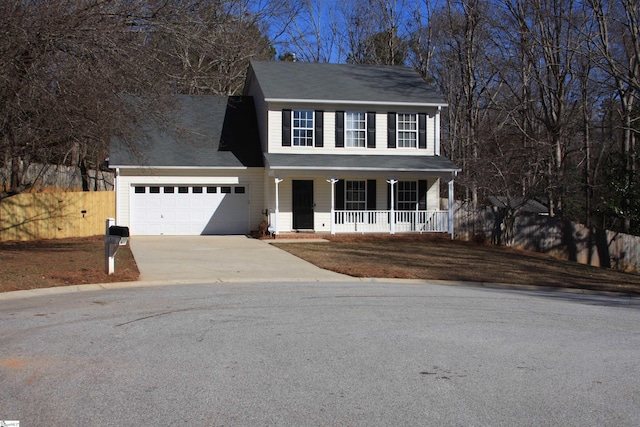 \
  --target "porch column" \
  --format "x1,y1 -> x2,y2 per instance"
387,179 -> 397,235
448,176 -> 455,240
274,178 -> 284,236
327,178 -> 339,235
